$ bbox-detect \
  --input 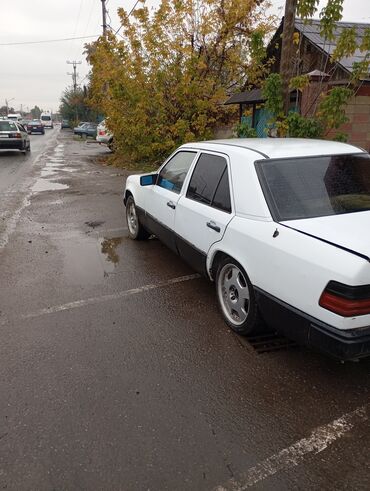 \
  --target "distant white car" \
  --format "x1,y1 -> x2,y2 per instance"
96,119 -> 113,150
40,112 -> 53,128
123,138 -> 370,360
